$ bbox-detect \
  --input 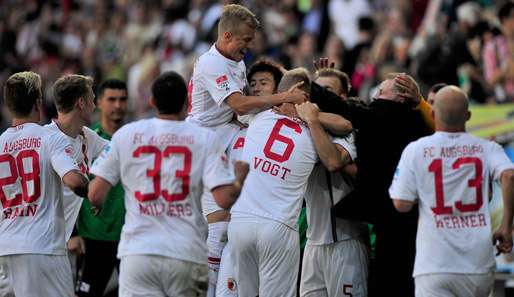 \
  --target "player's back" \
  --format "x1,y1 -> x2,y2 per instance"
401,131 -> 510,276
107,118 -> 228,264
231,110 -> 317,229
0,123 -> 74,256
188,45 -> 246,128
